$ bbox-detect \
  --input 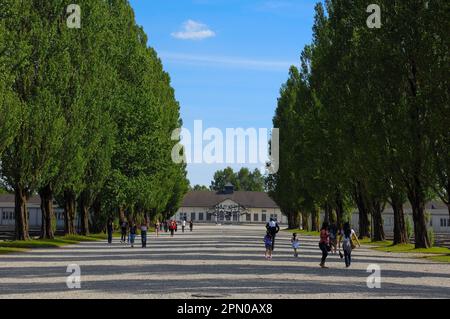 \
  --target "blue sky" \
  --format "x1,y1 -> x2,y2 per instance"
129,0 -> 318,187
